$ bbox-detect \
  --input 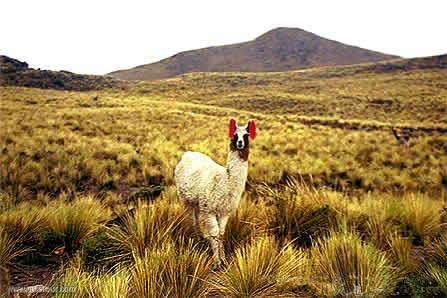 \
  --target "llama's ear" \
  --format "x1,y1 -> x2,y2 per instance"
229,118 -> 237,139
248,120 -> 256,140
